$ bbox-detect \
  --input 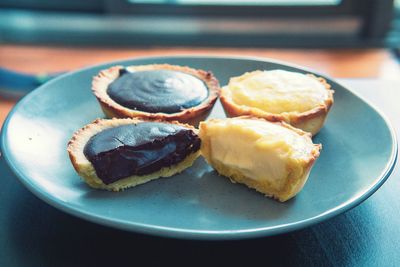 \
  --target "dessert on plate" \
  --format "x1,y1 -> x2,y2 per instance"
67,118 -> 201,191
199,116 -> 321,202
92,64 -> 220,126
220,69 -> 334,135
